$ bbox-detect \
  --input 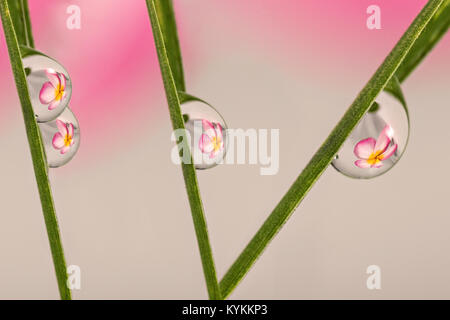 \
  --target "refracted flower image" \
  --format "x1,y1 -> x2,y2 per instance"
331,89 -> 409,179
39,69 -> 67,111
181,99 -> 228,170
39,108 -> 80,168
52,119 -> 75,154
354,125 -> 398,169
22,49 -> 73,123
199,119 -> 224,159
